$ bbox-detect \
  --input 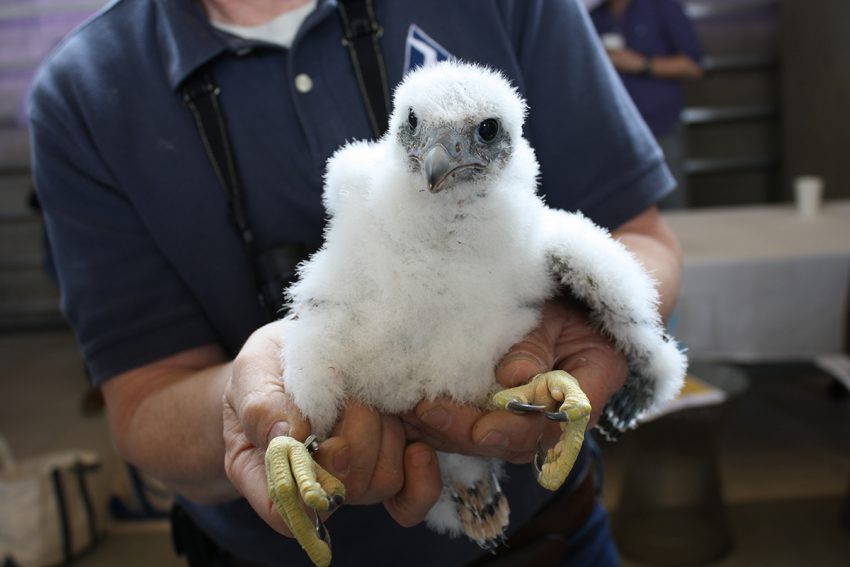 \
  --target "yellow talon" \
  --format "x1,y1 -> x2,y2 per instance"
492,370 -> 591,491
265,436 -> 346,567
